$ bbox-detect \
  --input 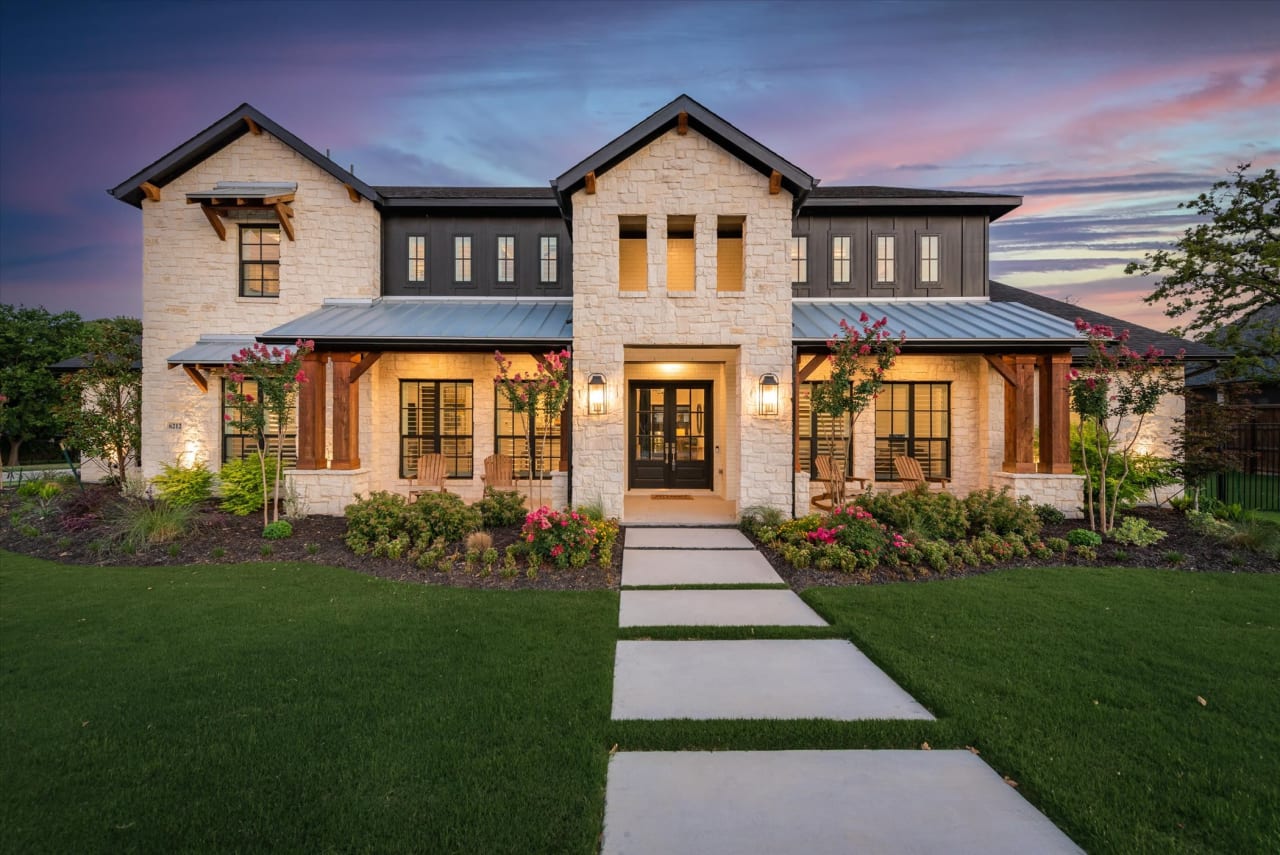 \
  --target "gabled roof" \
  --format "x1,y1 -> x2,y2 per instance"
108,103 -> 379,208
551,94 -> 815,214
988,281 -> 1223,362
